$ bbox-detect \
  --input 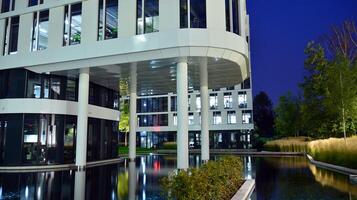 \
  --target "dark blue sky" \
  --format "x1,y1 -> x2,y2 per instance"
247,0 -> 357,105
